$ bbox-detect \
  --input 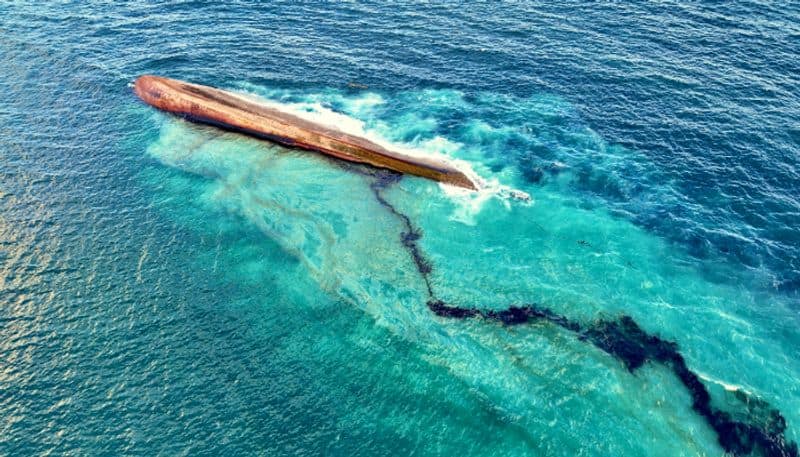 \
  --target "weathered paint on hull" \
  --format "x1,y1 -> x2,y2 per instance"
133,75 -> 477,190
